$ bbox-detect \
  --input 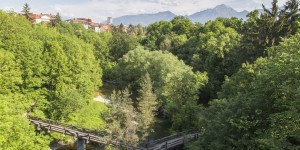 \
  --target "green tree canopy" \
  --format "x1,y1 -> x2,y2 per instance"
0,47 -> 50,149
194,32 -> 300,149
114,48 -> 208,129
109,32 -> 138,61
